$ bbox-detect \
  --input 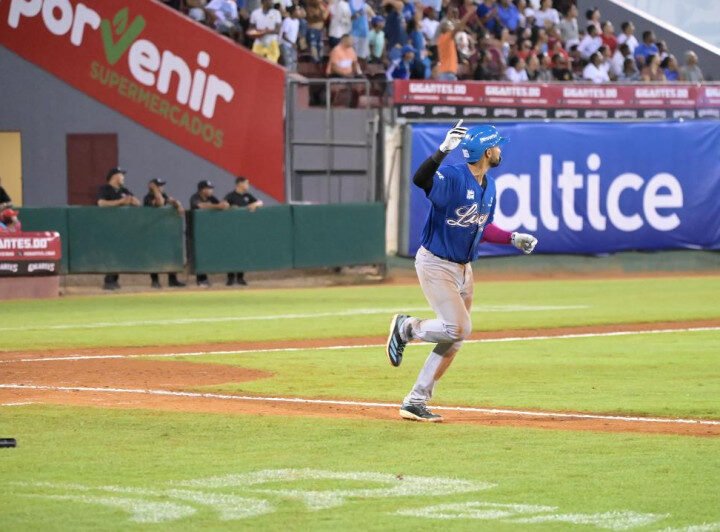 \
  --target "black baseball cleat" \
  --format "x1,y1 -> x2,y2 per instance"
151,280 -> 162,289
386,314 -> 409,367
399,403 -> 443,422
